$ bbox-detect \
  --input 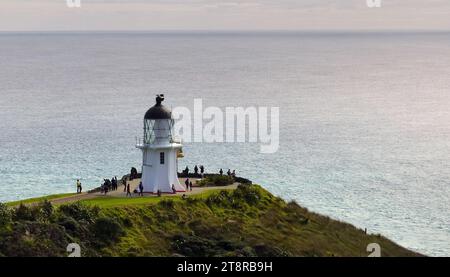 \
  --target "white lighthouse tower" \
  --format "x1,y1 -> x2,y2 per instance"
136,94 -> 185,193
